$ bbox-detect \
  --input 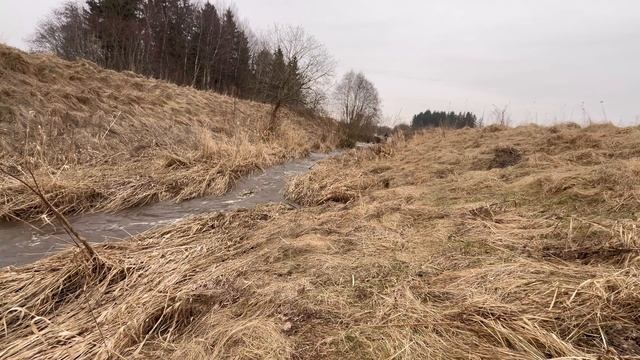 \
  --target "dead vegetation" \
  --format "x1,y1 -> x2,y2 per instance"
3,123 -> 640,358
0,44 -> 341,221
486,145 -> 523,169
